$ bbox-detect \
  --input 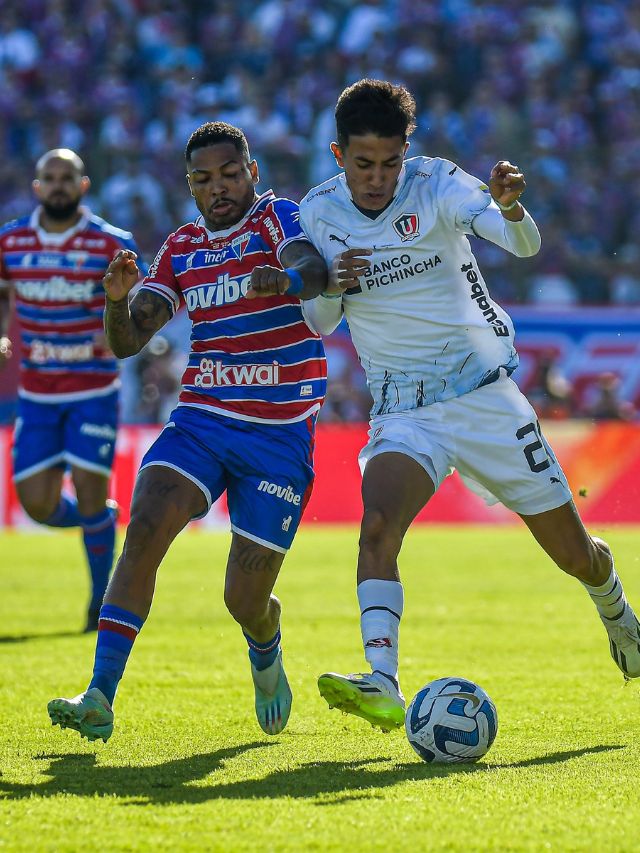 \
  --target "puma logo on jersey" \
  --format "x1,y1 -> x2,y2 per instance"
329,233 -> 350,248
